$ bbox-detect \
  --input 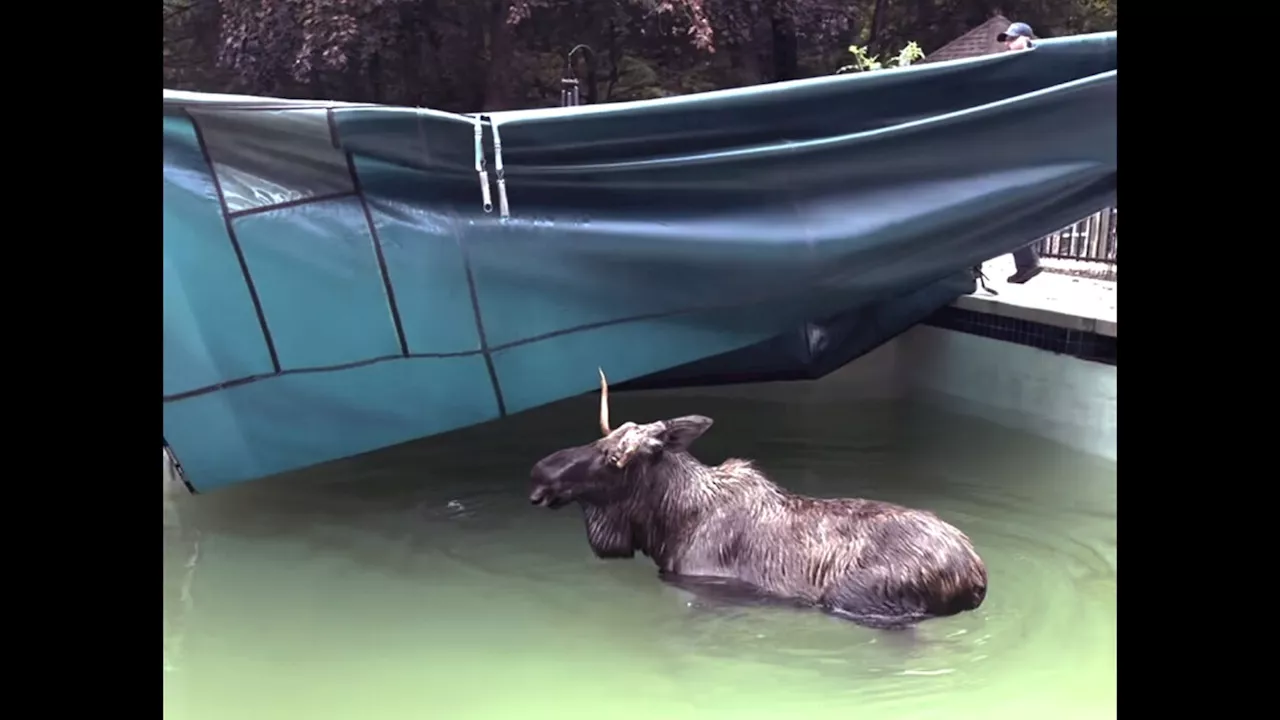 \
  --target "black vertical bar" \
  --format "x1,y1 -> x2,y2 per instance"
344,150 -> 410,357
184,109 -> 282,374
329,109 -> 408,355
459,239 -> 508,418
